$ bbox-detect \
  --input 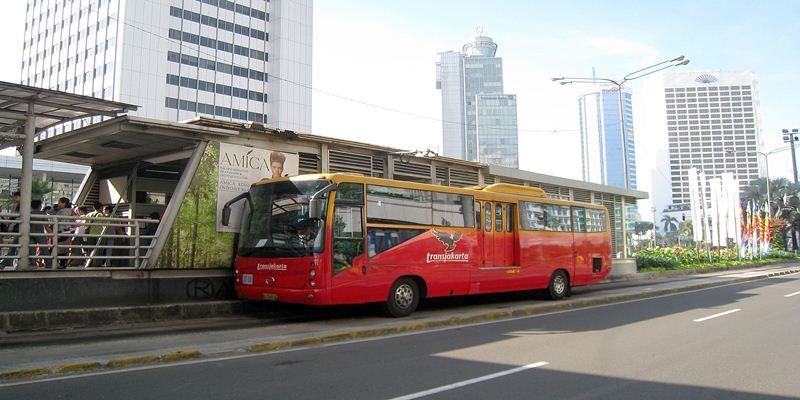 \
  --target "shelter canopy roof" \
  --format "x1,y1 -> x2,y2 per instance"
0,81 -> 137,149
